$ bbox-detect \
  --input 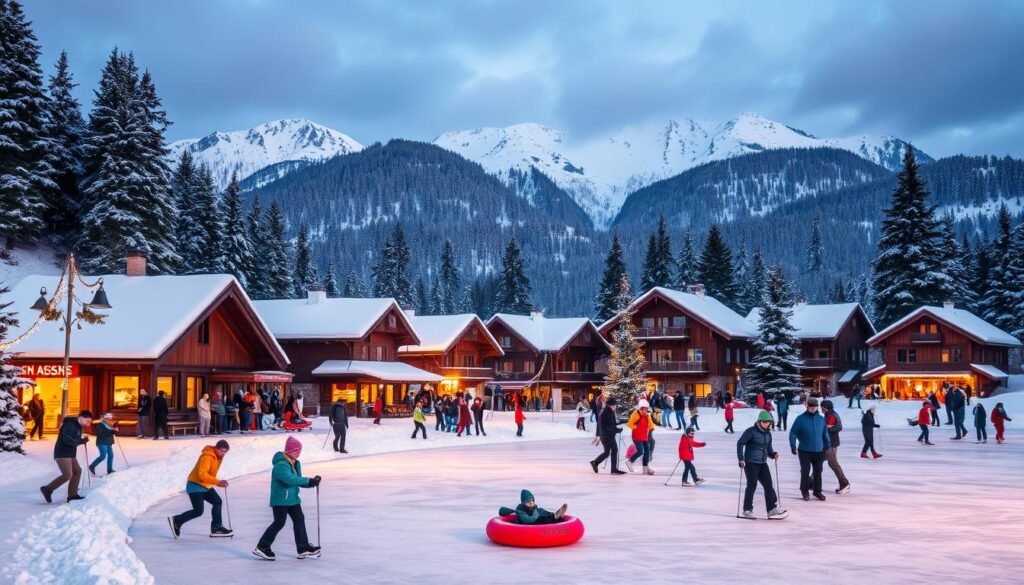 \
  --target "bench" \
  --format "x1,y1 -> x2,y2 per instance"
384,405 -> 412,418
166,421 -> 199,436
